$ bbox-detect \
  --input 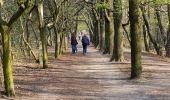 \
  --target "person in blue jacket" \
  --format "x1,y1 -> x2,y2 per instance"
71,34 -> 78,54
81,34 -> 90,55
